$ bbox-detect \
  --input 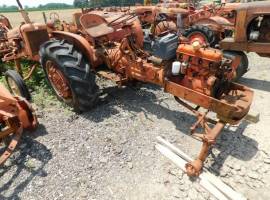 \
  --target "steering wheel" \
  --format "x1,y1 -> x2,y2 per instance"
49,12 -> 60,21
49,12 -> 62,30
